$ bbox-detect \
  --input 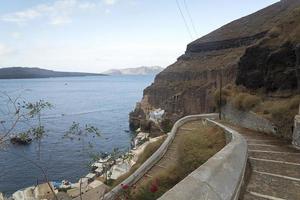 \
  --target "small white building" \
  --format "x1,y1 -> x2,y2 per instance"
149,108 -> 165,124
